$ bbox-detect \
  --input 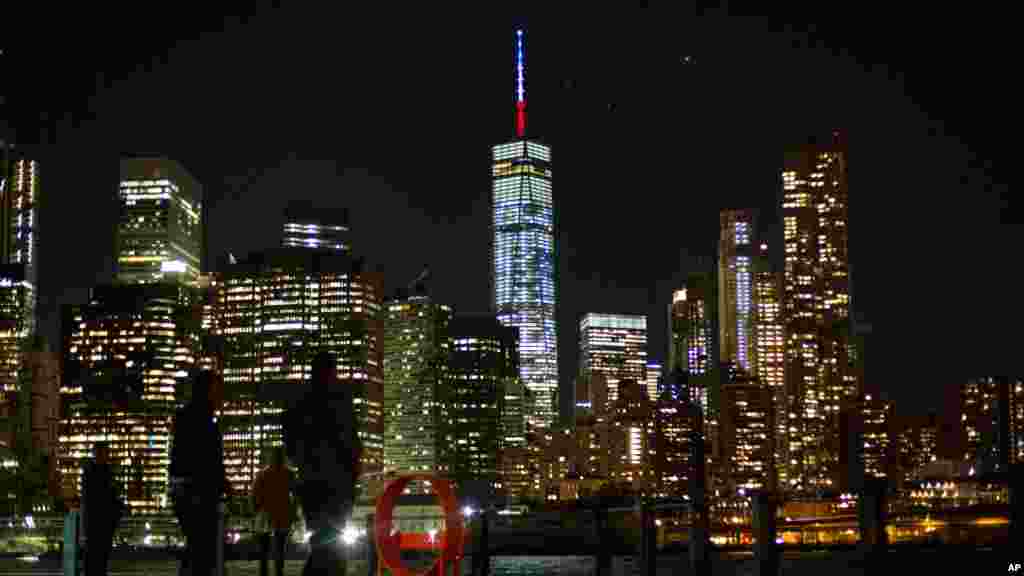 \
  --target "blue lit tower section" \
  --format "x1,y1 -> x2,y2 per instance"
718,209 -> 755,375
491,28 -> 558,429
